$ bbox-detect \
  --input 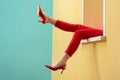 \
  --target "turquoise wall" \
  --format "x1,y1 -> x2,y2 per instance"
0,0 -> 52,80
